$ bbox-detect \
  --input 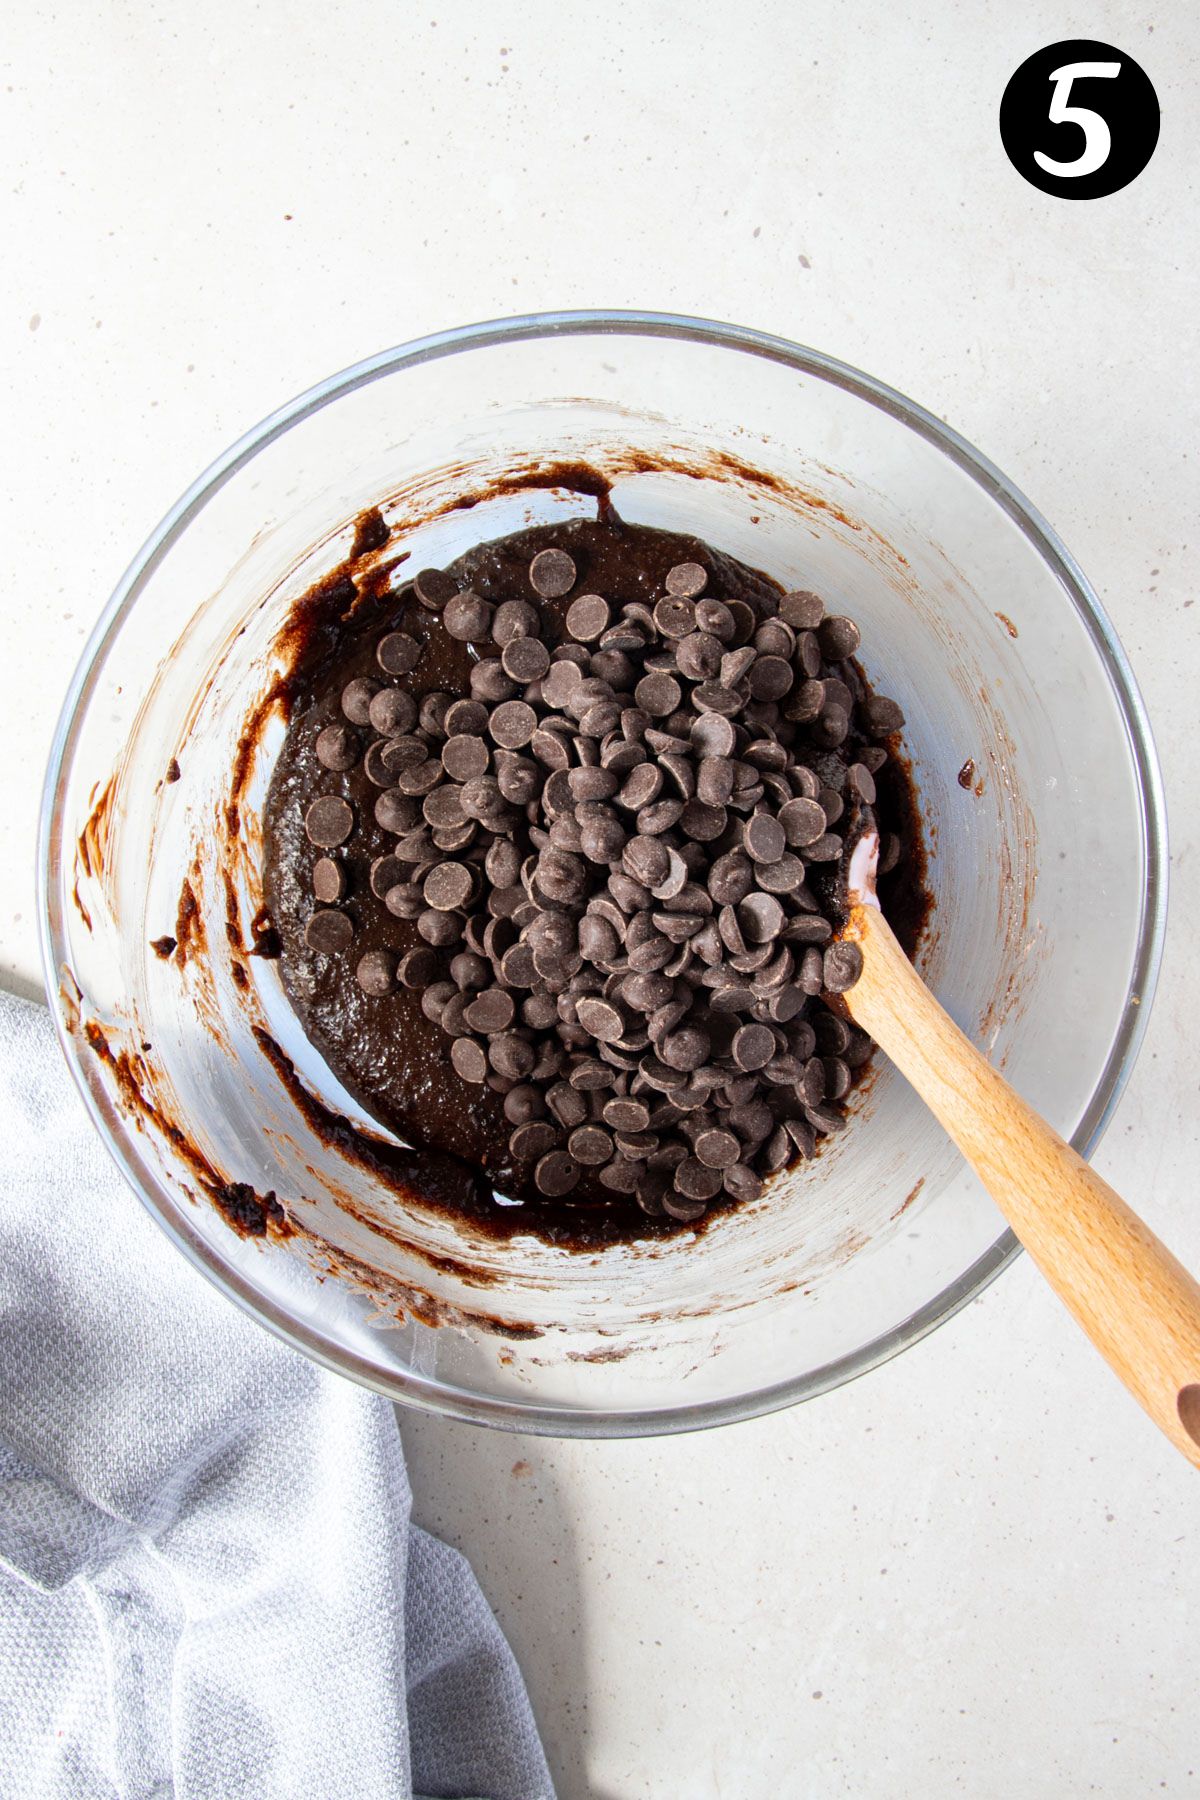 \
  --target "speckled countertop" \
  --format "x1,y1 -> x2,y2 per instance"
3,3 -> 1198,1794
